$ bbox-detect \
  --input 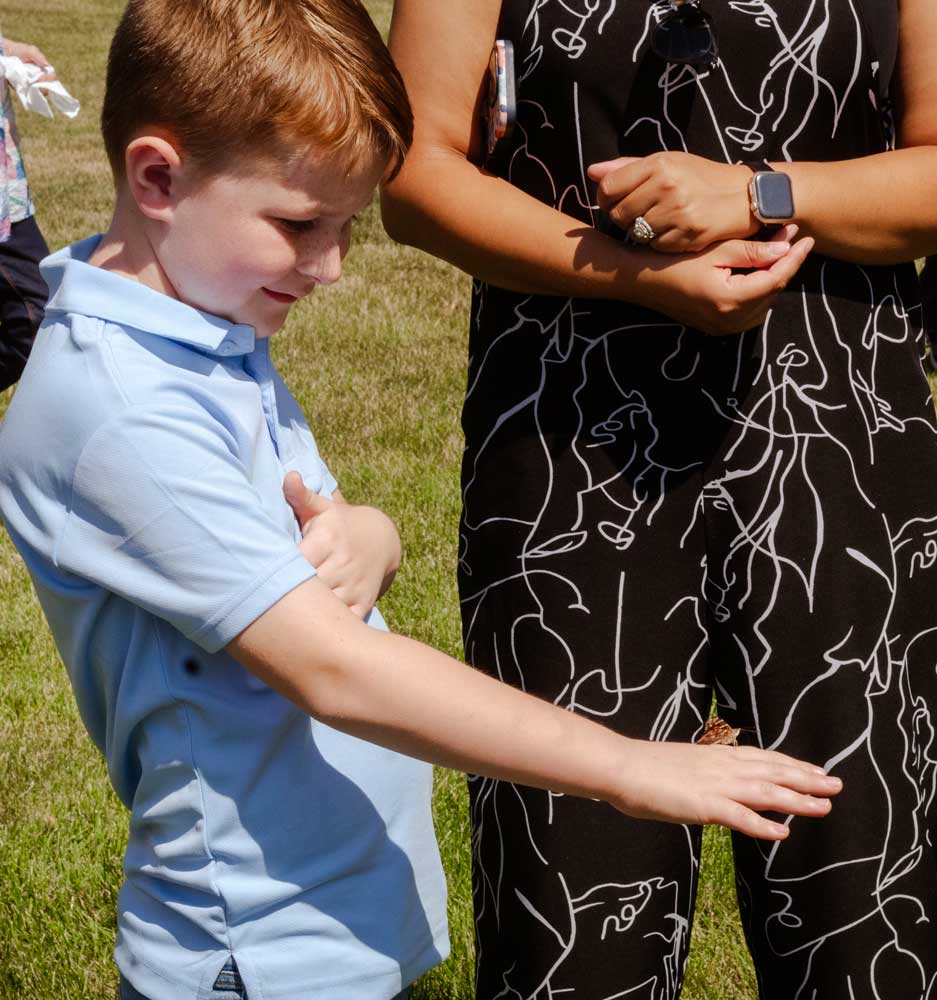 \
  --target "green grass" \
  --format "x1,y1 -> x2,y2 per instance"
5,2 -> 905,998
